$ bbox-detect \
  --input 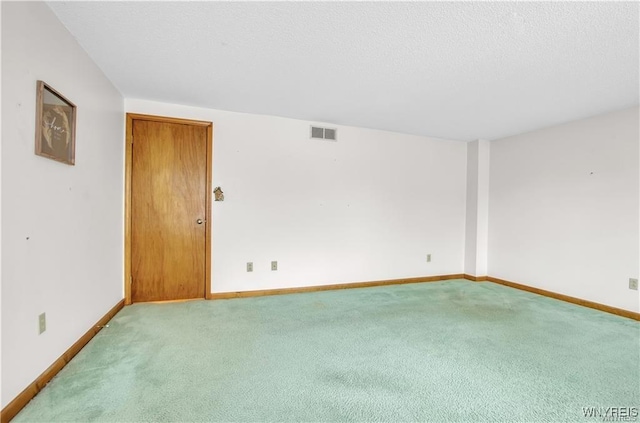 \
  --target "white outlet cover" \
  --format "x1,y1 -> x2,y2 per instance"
38,313 -> 46,334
